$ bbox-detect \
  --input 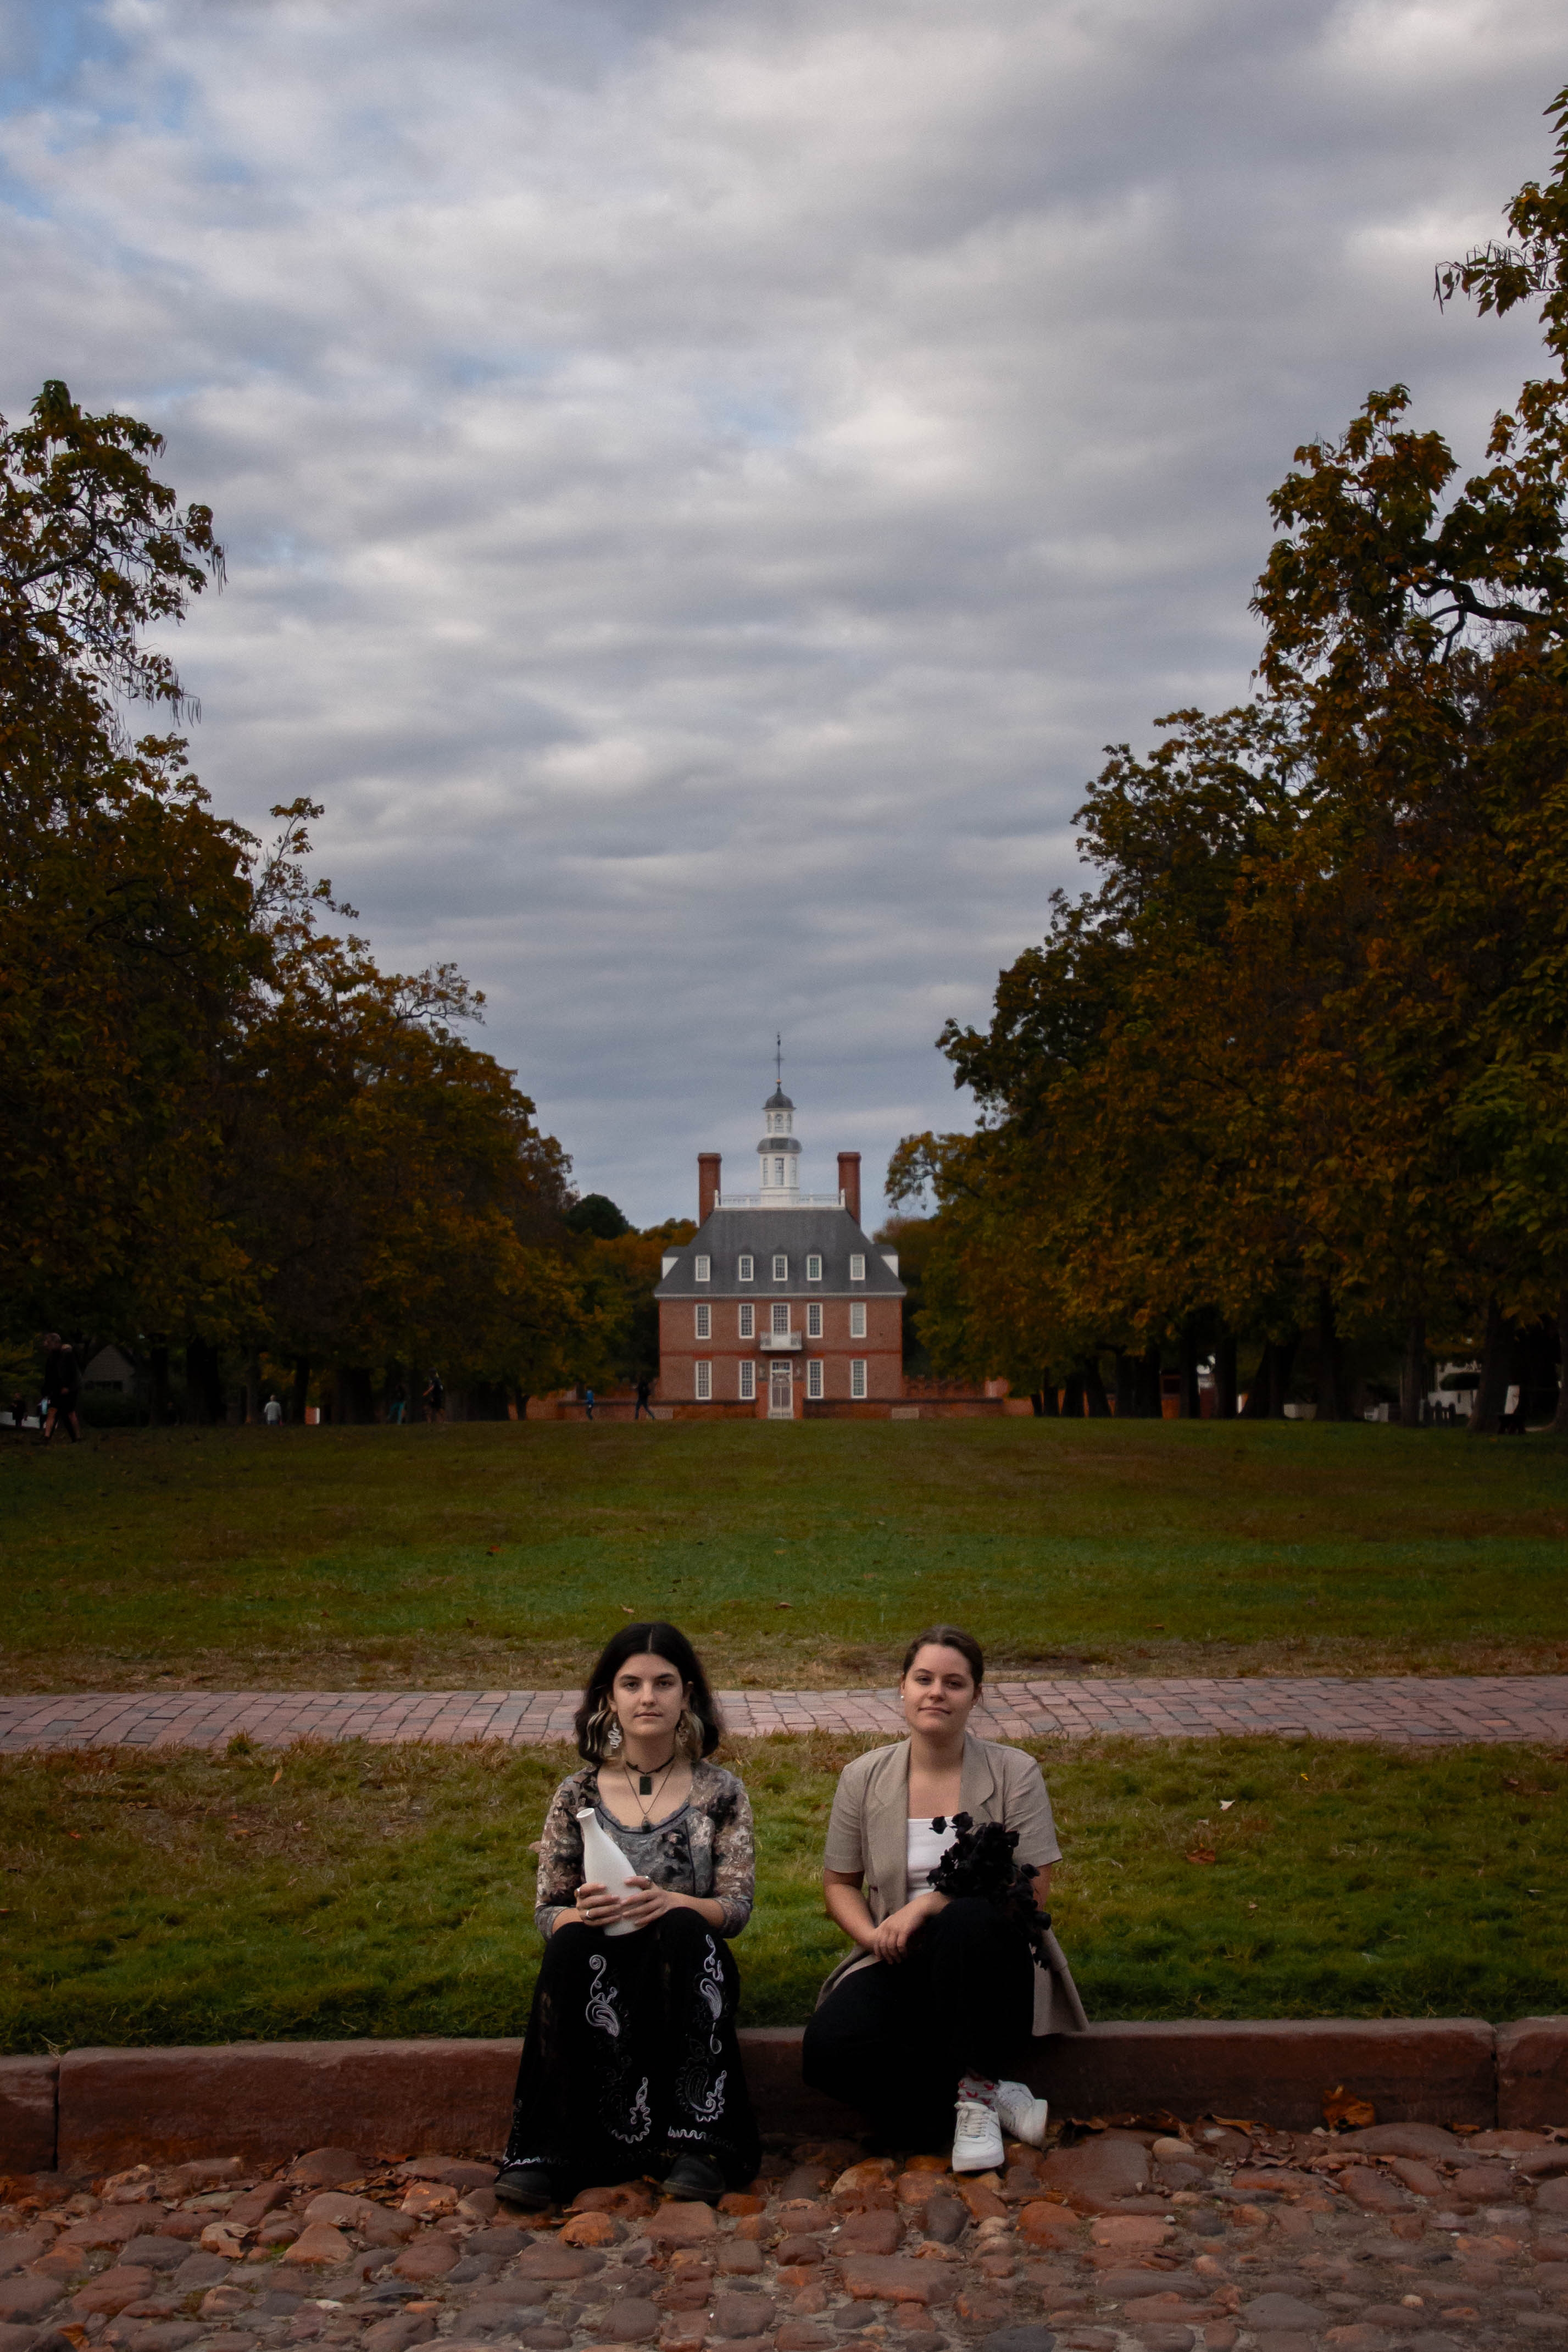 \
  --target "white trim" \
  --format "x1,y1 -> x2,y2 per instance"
772,1253 -> 788,1281
738,1360 -> 755,1401
849,1302 -> 867,1339
850,1359 -> 867,1399
738,1302 -> 754,1338
695,1360 -> 712,1401
694,1303 -> 711,1339
807,1359 -> 824,1400
694,1255 -> 711,1282
770,1301 -> 790,1335
807,1302 -> 822,1339
849,1253 -> 866,1280
738,1254 -> 754,1281
806,1253 -> 822,1281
